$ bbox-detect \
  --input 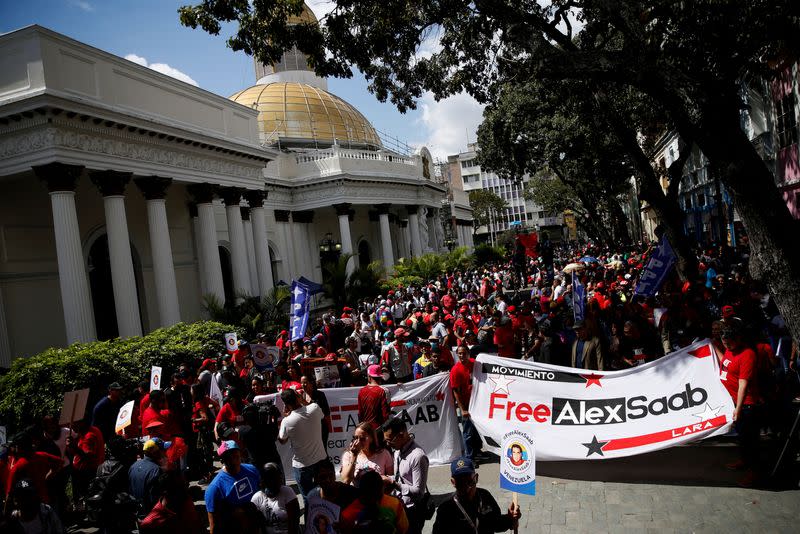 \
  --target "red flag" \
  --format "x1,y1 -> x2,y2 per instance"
518,232 -> 539,258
